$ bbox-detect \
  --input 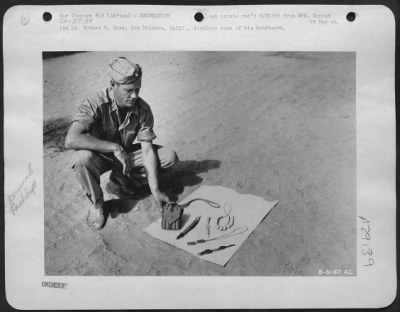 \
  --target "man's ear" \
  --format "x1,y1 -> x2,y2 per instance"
110,79 -> 115,87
